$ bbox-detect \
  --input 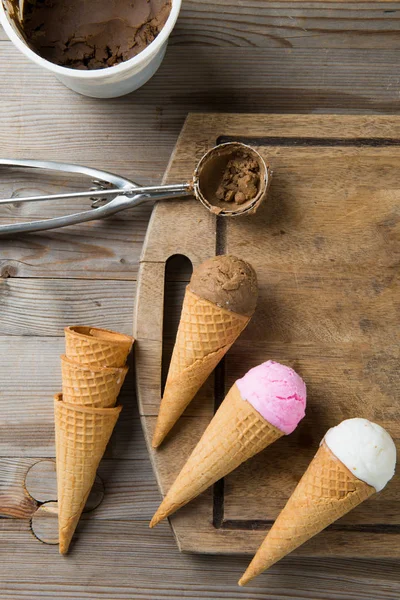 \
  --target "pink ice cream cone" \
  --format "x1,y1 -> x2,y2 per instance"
236,360 -> 306,435
150,360 -> 306,527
